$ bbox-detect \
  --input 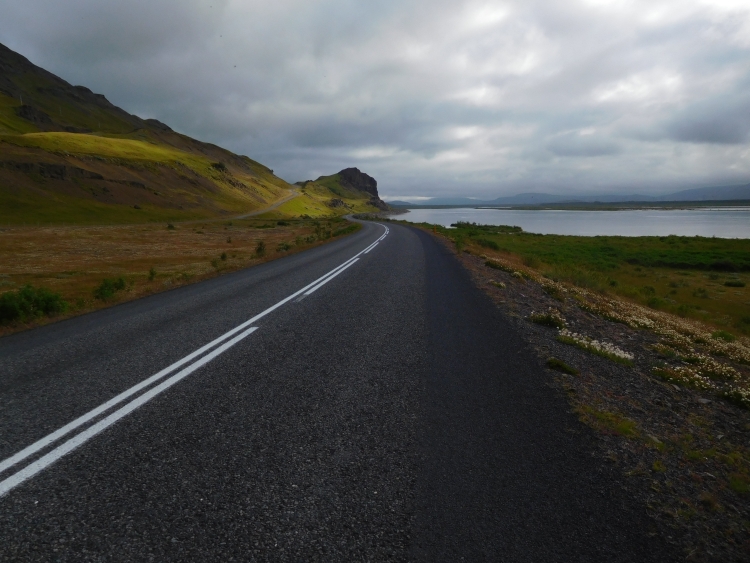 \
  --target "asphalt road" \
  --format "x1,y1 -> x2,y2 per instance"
0,220 -> 675,562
